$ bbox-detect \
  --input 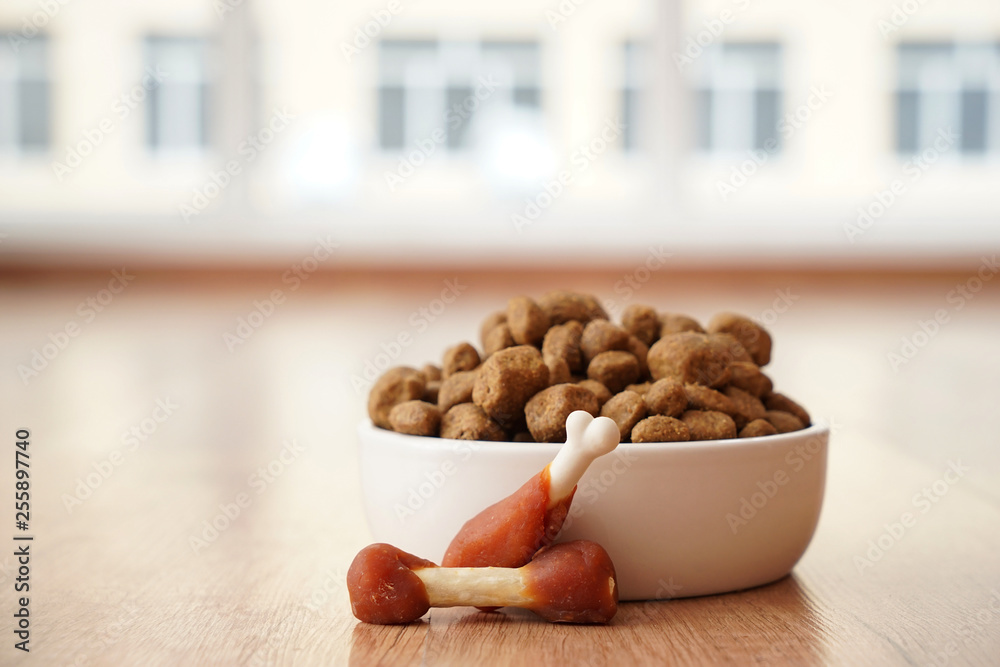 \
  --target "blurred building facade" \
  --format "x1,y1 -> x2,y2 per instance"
0,0 -> 998,253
